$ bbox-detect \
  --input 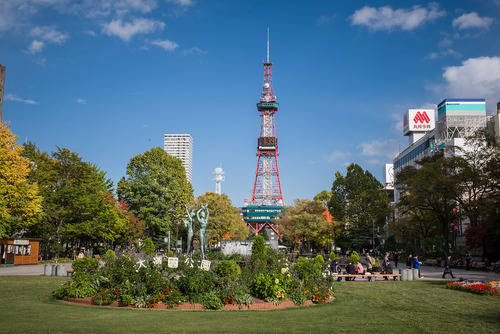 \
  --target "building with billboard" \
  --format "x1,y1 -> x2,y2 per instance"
163,134 -> 193,183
